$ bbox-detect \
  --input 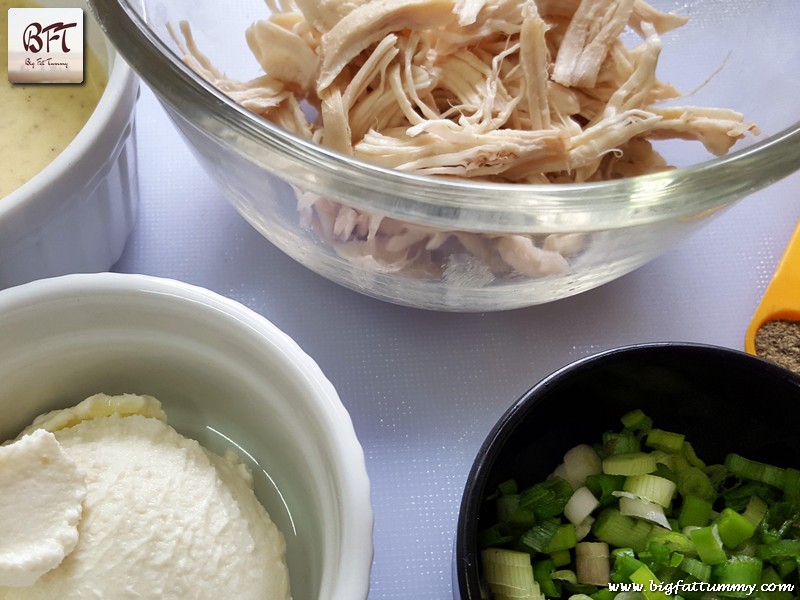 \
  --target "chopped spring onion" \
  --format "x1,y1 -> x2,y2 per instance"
482,548 -> 544,600
549,569 -> 577,585
715,556 -> 763,597
742,494 -> 768,526
602,452 -> 657,476
616,494 -> 671,530
783,468 -> 800,501
690,524 -> 728,565
553,444 -> 603,489
620,409 -> 652,431
681,440 -> 706,469
635,538 -> 673,570
532,558 -> 560,597
592,508 -> 652,553
756,539 -> 800,560
479,523 -> 514,547
726,453 -> 786,488
668,550 -> 683,568
519,477 -> 573,520
518,518 -> 561,554
678,555 -> 713,581
496,494 -> 523,527
716,507 -> 757,549
585,474 -> 624,507
575,541 -> 610,585
574,515 -> 594,542
676,466 -> 716,501
647,530 -> 695,555
478,409 -> 800,599
628,564 -> 669,600
651,449 -> 689,475
549,549 -> 571,568
622,474 -> 676,508
542,524 -> 577,553
505,507 -> 537,535
564,487 -> 600,526
498,479 -> 519,496
610,550 -> 645,584
678,494 -> 713,528
602,431 -> 640,456
645,428 -> 685,454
